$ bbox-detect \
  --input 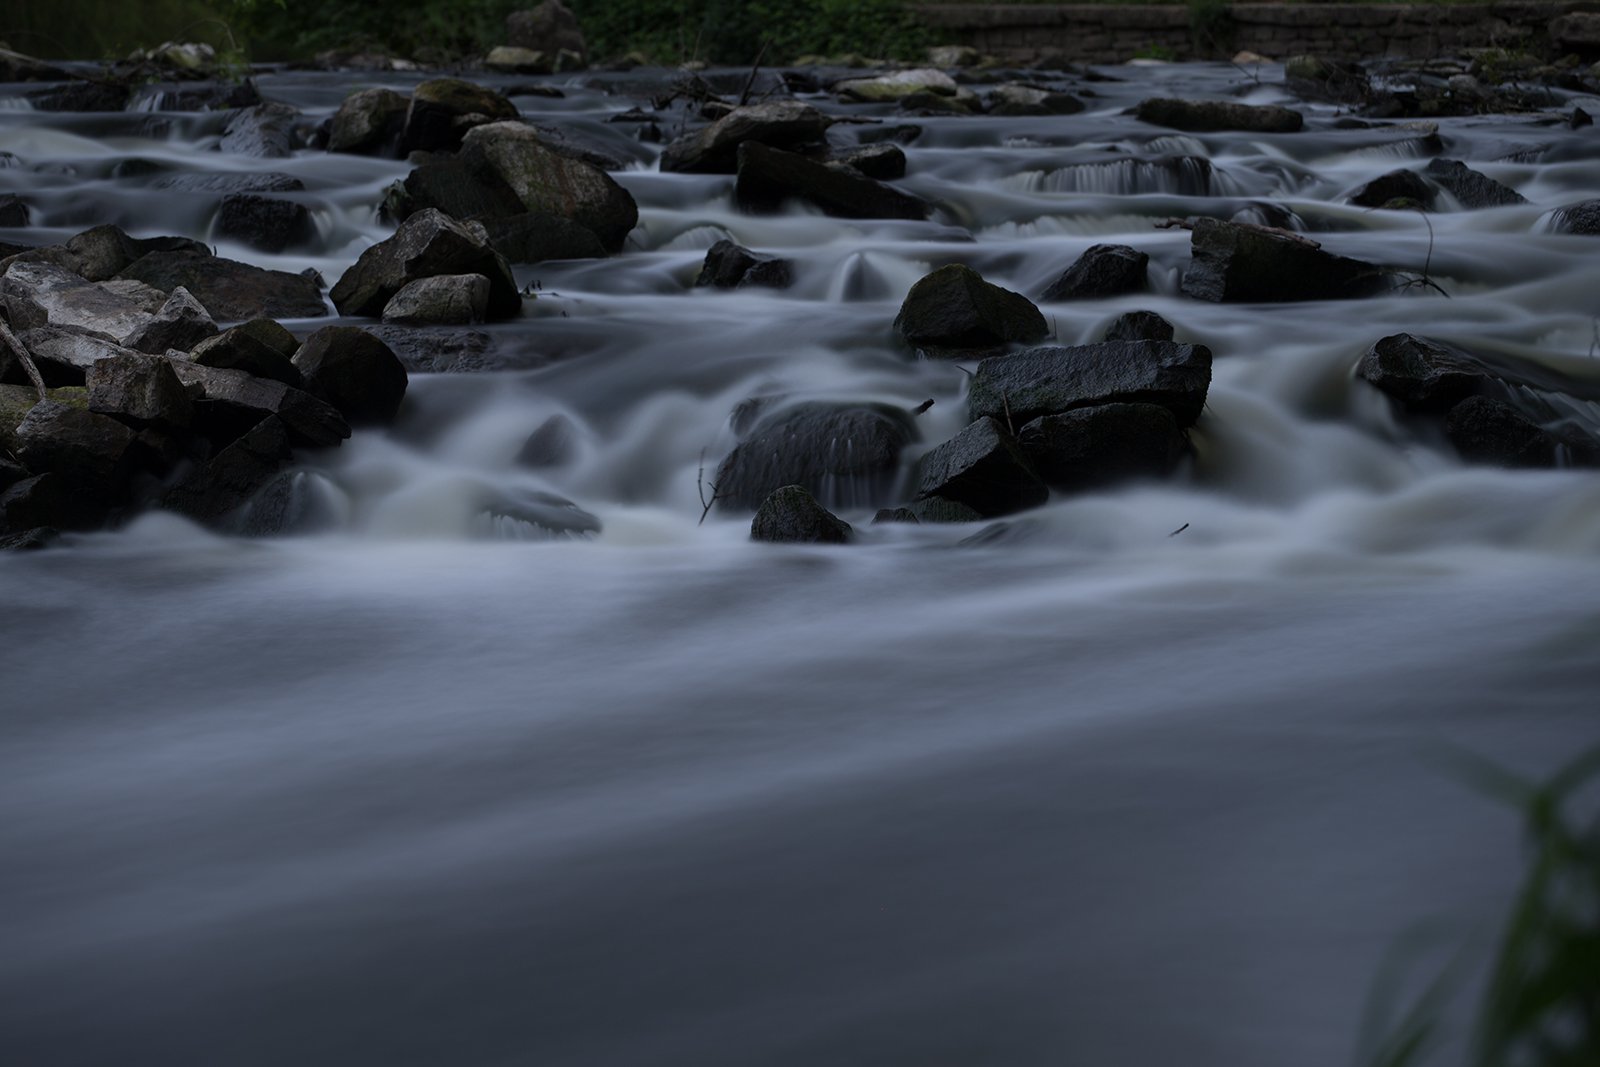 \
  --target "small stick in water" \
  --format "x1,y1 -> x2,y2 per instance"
1169,523 -> 1190,537
697,448 -> 720,526
911,399 -> 934,416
